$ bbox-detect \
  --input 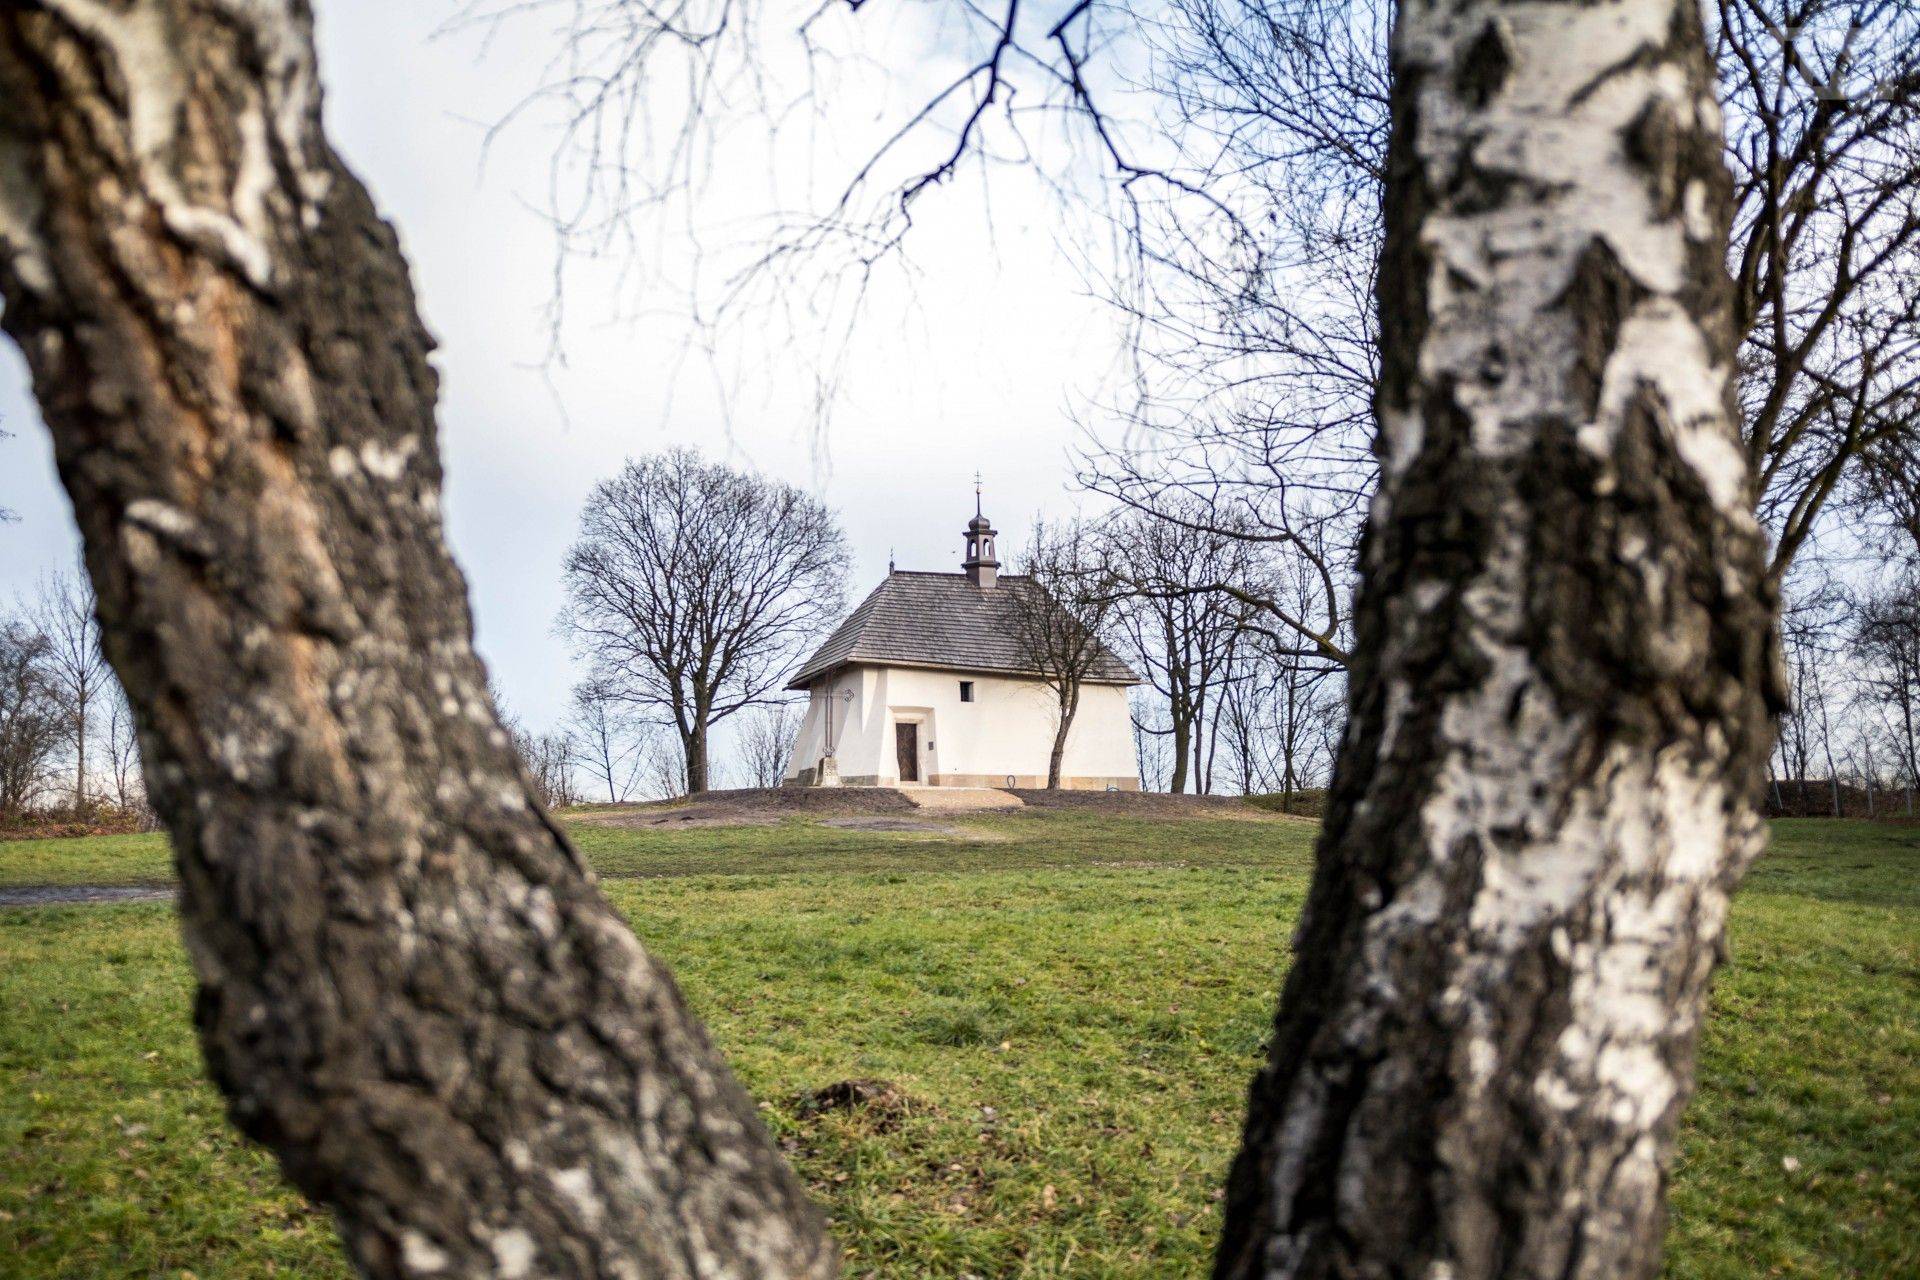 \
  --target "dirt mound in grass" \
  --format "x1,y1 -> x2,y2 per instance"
565,787 -> 919,829
820,816 -> 962,834
792,1078 -> 919,1132
565,786 -> 1294,829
